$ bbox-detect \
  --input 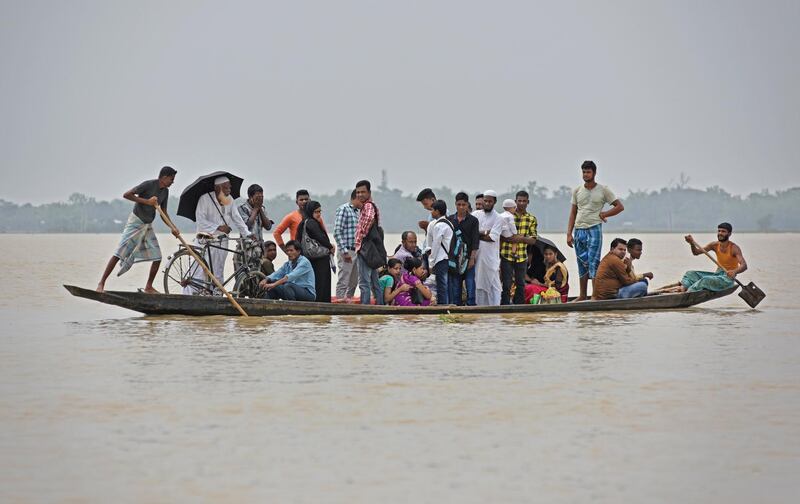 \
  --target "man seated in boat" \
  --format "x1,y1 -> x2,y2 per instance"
657,223 -> 747,293
524,245 -> 569,303
260,240 -> 278,277
393,231 -> 427,277
257,240 -> 316,301
621,238 -> 653,297
592,238 -> 645,300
